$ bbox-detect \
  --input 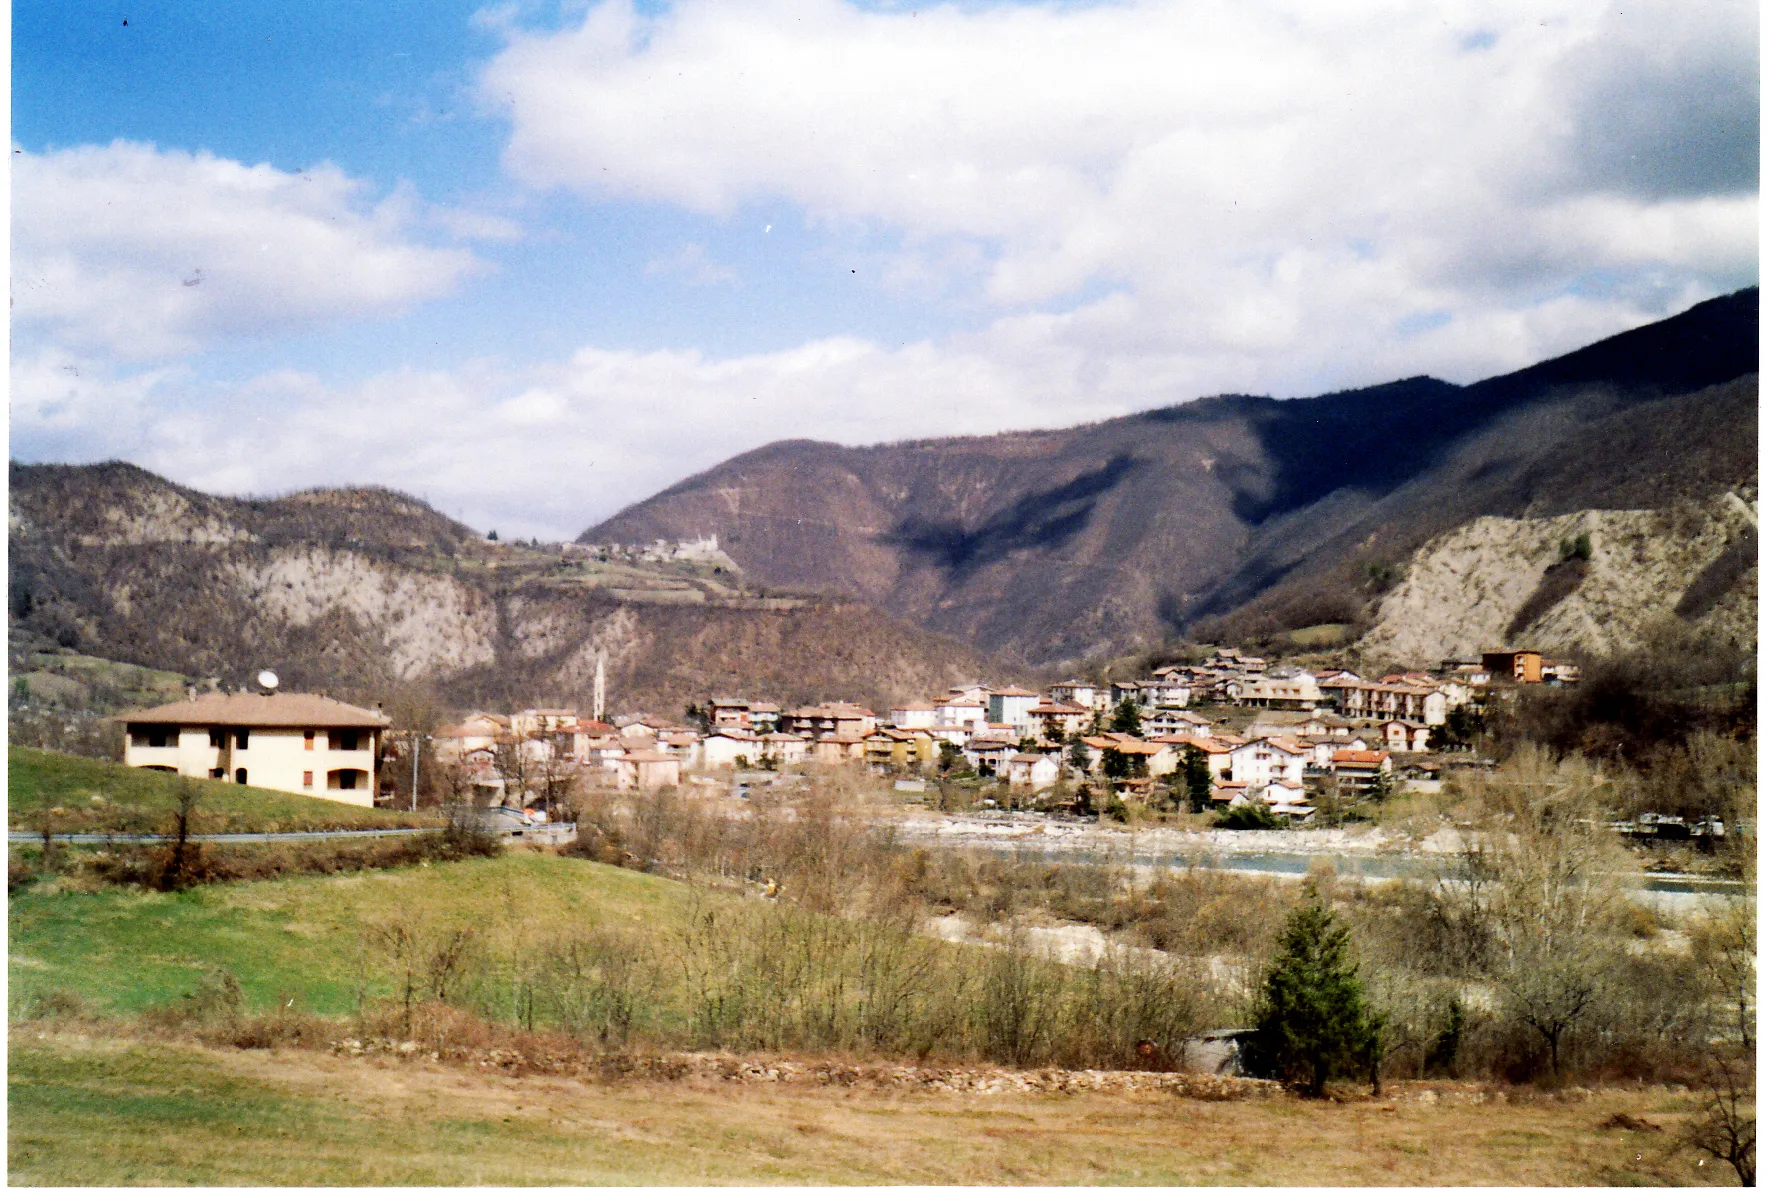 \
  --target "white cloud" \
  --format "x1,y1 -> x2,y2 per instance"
9,278 -> 1706,543
12,141 -> 486,359
482,0 -> 1756,388
645,242 -> 737,285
